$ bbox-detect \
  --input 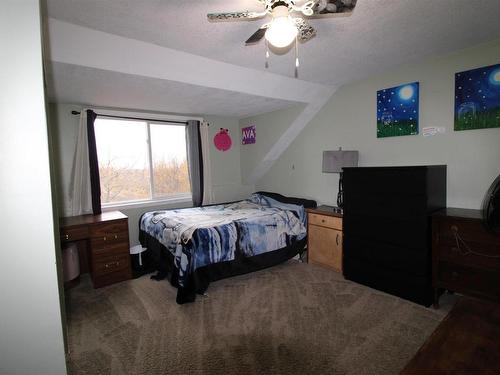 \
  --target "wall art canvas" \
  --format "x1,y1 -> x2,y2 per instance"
242,125 -> 256,145
454,63 -> 500,131
377,82 -> 419,138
